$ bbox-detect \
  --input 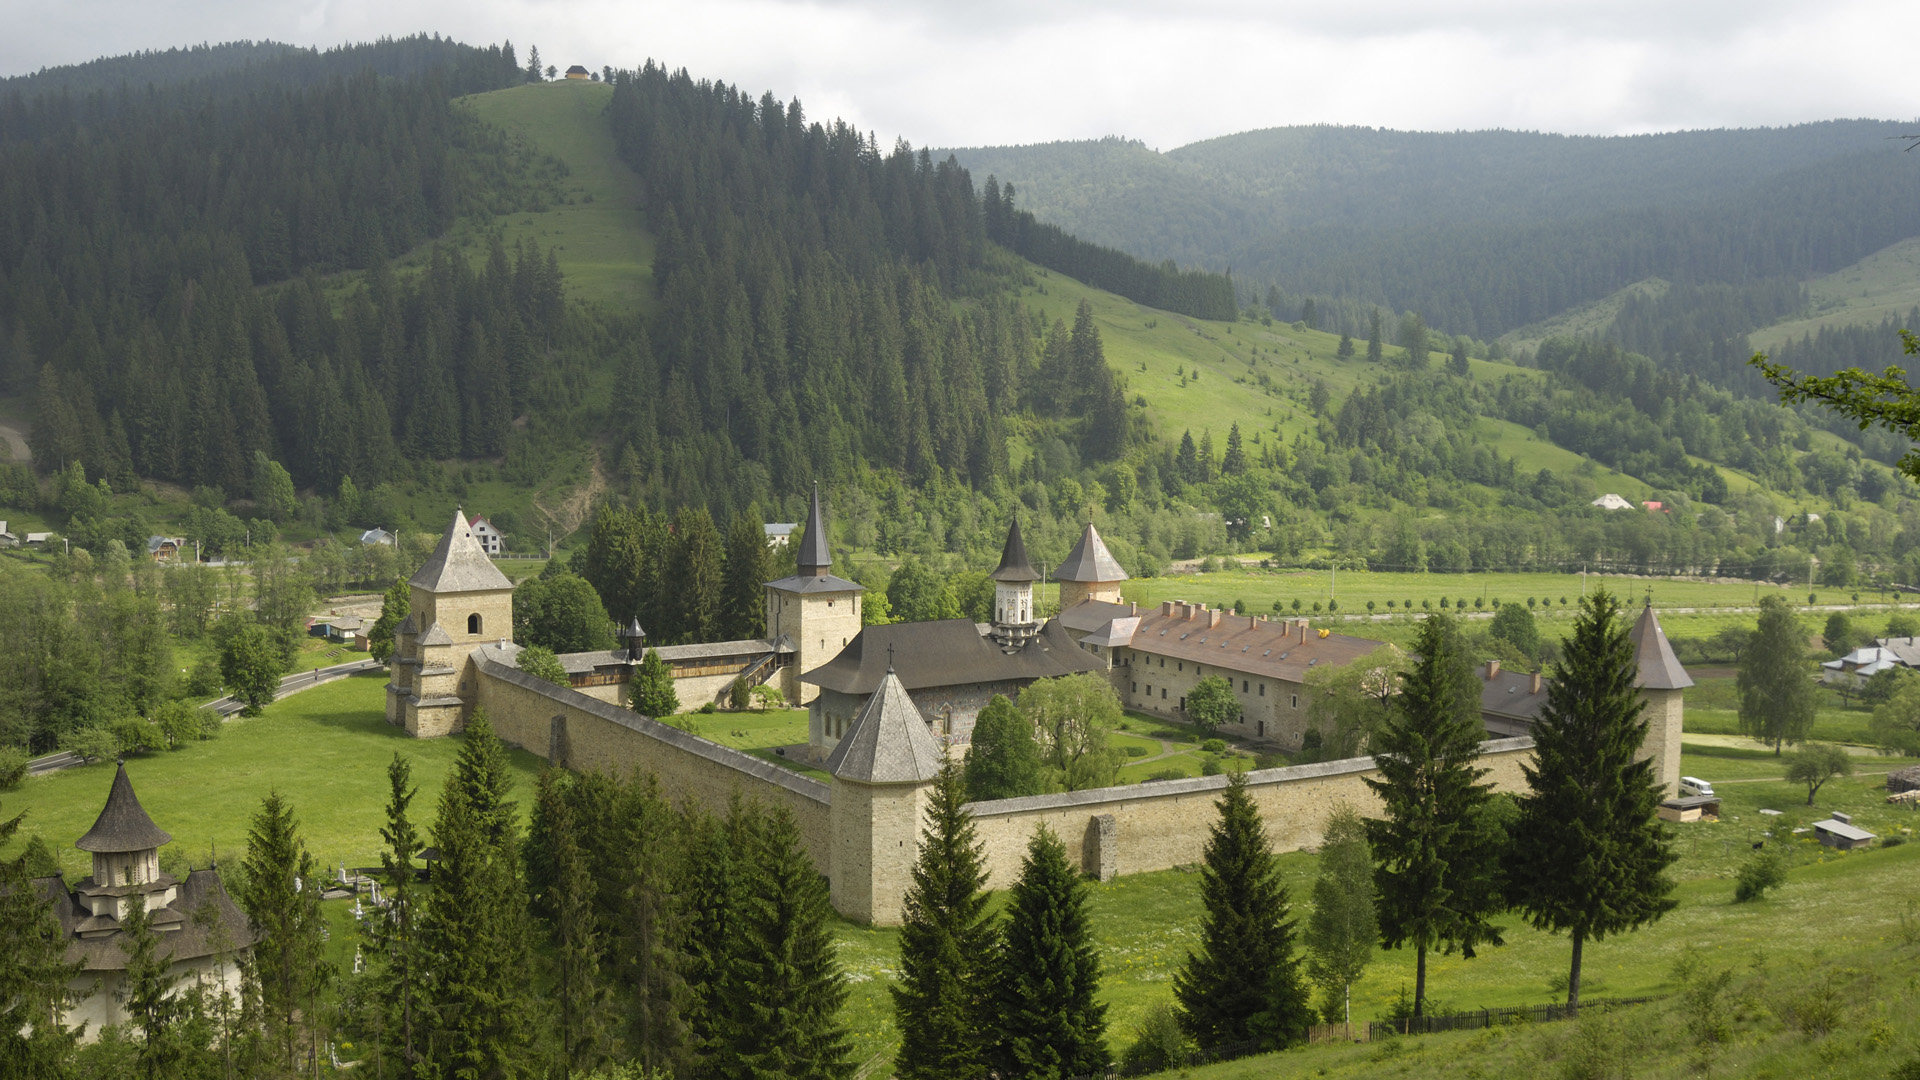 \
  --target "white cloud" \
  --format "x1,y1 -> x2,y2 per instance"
1,0 -> 1914,149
